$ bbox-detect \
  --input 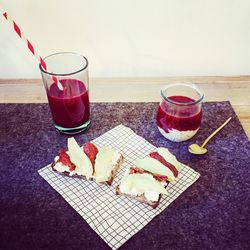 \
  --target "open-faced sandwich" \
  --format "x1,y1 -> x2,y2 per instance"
52,137 -> 123,185
116,147 -> 182,208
